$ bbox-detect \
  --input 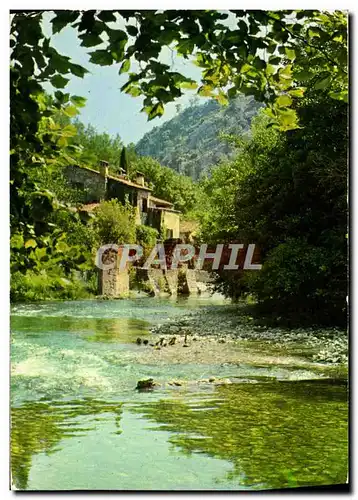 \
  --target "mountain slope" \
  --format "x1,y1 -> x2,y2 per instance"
135,96 -> 262,180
